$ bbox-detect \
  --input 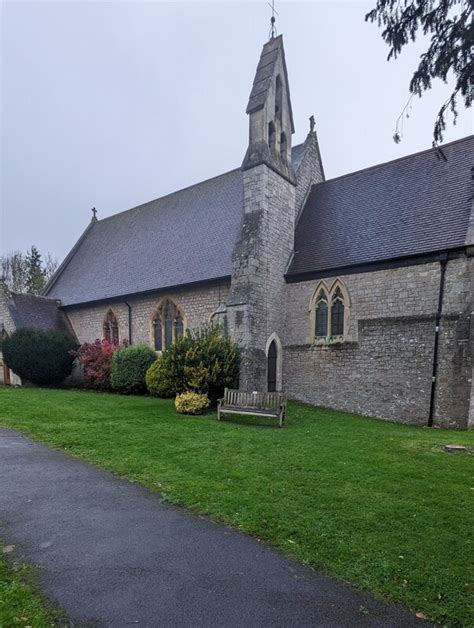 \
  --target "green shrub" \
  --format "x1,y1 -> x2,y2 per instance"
2,329 -> 77,386
111,344 -> 156,394
145,352 -> 176,398
146,324 -> 240,403
175,391 -> 210,415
